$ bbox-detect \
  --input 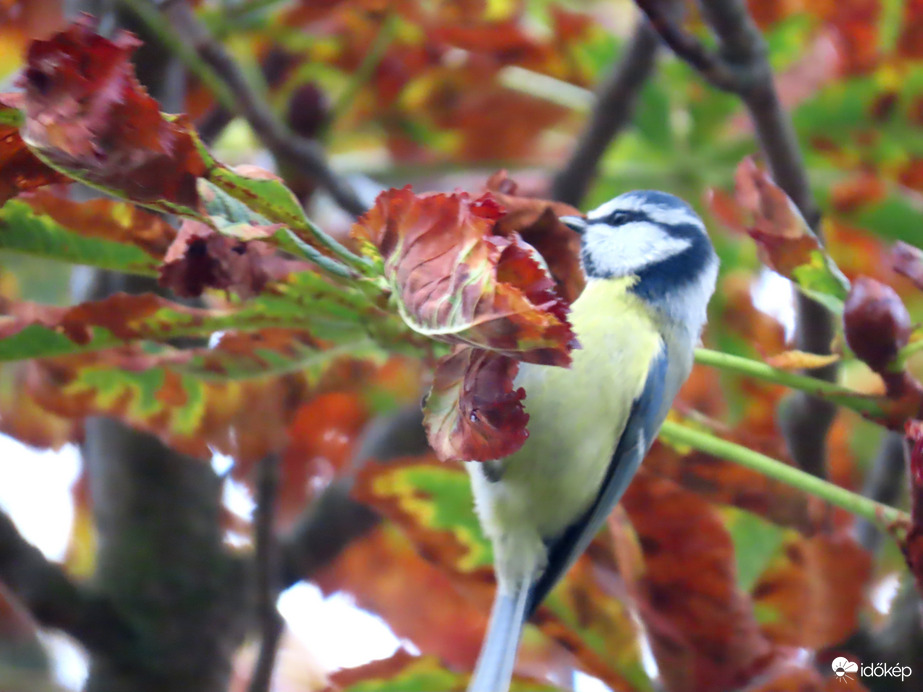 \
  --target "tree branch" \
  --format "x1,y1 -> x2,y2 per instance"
550,17 -> 661,206
0,509 -> 137,660
636,0 -> 837,478
248,454 -> 284,692
116,0 -> 368,217
280,405 -> 429,588
857,432 -> 907,552
634,0 -> 740,91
